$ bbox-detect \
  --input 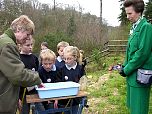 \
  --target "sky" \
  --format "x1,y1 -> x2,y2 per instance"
38,0 -> 148,27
